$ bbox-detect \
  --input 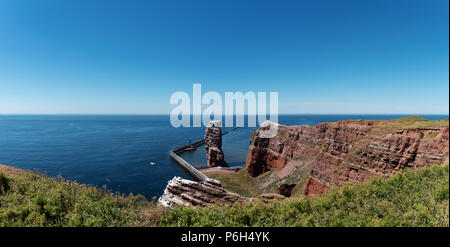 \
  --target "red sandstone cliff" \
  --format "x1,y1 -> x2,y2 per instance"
245,117 -> 449,196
